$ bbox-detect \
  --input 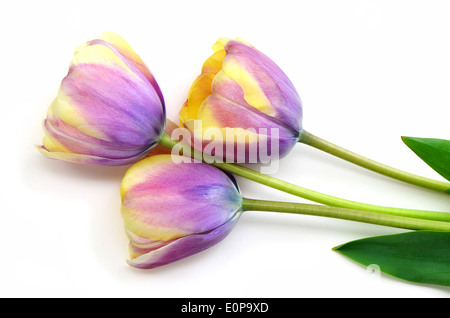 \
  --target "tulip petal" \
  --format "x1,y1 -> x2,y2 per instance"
223,39 -> 302,131
120,155 -> 242,241
125,229 -> 169,259
126,213 -> 240,269
90,32 -> 165,107
185,93 -> 299,161
179,73 -> 215,124
201,48 -> 226,75
197,94 -> 296,137
61,63 -> 163,146
36,144 -> 154,166
41,96 -> 157,162
210,70 -> 299,134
